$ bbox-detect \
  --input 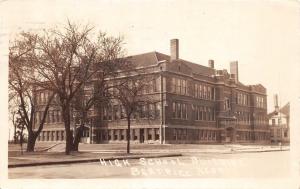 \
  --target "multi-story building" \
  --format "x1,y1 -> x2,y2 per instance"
268,95 -> 290,144
34,39 -> 270,144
